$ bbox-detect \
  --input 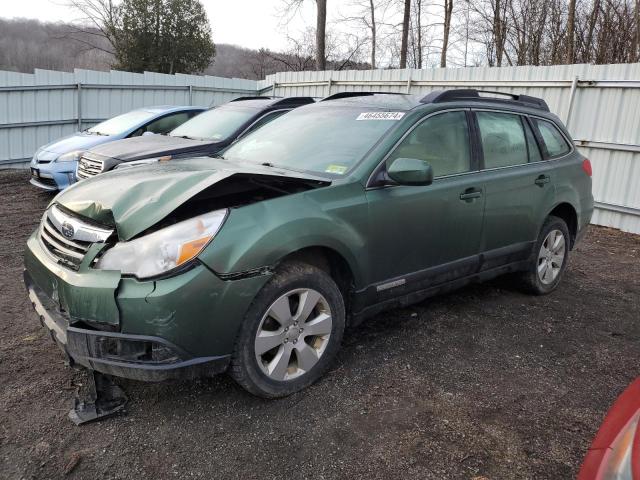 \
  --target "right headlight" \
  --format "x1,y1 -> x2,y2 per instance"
96,209 -> 228,279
